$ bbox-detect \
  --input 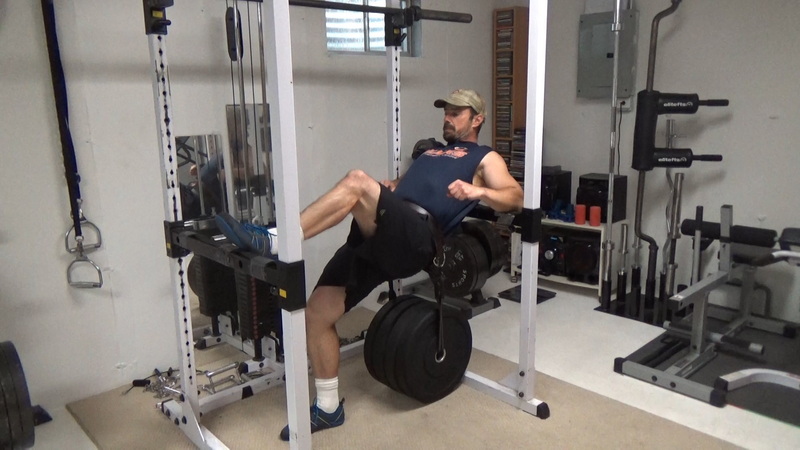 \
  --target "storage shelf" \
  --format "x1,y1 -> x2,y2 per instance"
492,6 -> 528,178
537,273 -> 598,290
542,218 -> 605,232
539,219 -> 627,297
